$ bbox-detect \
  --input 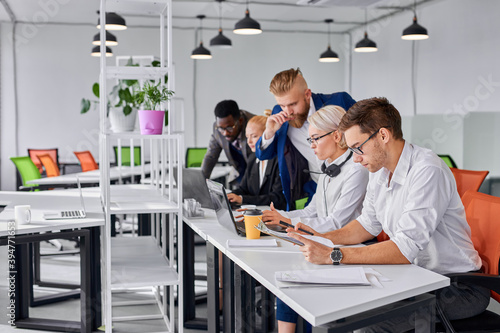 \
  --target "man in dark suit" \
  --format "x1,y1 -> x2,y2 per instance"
201,100 -> 255,188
